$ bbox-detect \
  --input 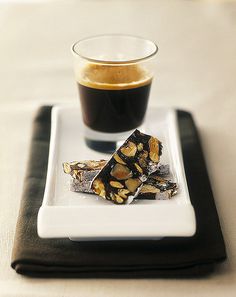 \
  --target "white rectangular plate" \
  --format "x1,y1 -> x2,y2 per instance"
37,105 -> 196,240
